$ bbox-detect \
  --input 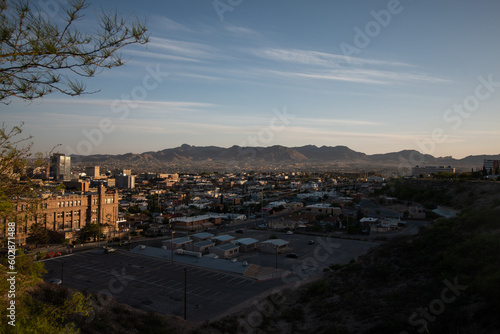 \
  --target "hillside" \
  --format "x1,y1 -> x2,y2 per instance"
379,178 -> 500,210
71,144 -> 500,170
